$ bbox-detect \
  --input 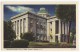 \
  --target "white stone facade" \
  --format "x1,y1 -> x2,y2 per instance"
11,11 -> 47,41
47,16 -> 69,42
11,8 -> 69,42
